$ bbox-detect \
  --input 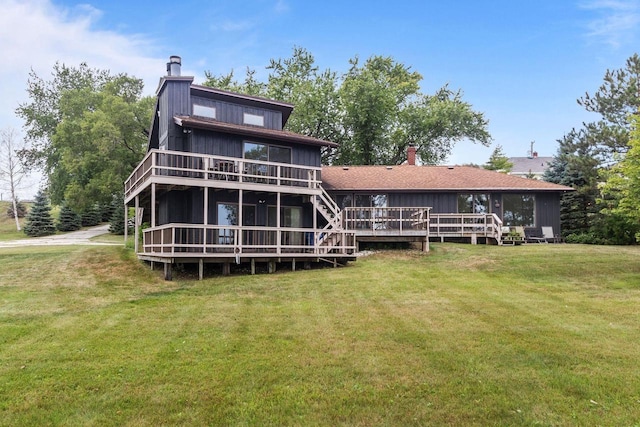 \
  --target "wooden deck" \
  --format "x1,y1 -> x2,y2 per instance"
124,150 -> 507,279
343,208 -> 504,248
